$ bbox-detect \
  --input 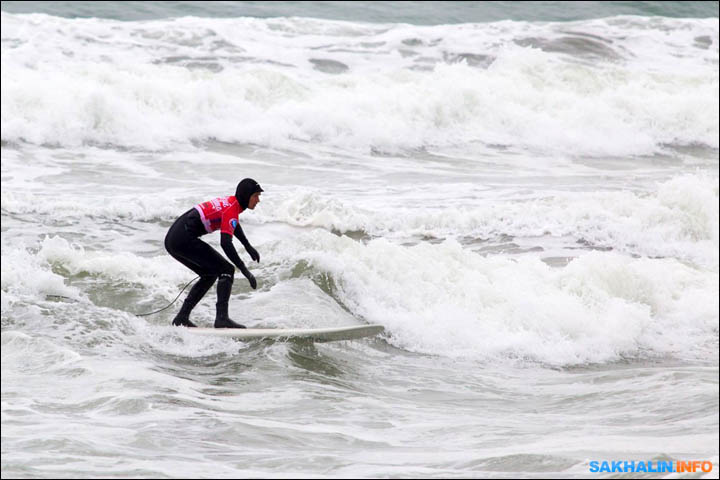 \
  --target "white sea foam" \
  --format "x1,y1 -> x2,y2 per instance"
1,331 -> 84,375
277,230 -> 718,365
2,12 -> 717,155
0,235 -> 191,315
4,219 -> 715,366
35,235 -> 188,288
1,188 -> 188,223
3,173 -> 717,268
0,237 -> 80,311
257,173 -> 720,268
